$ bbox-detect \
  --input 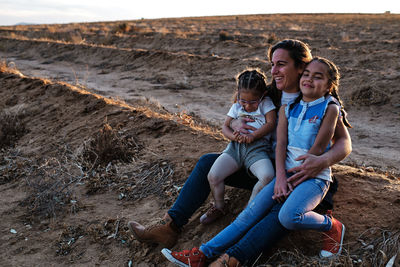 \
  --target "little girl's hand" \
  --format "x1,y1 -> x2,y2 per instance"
242,134 -> 254,144
272,176 -> 289,203
232,131 -> 242,142
245,134 -> 255,143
